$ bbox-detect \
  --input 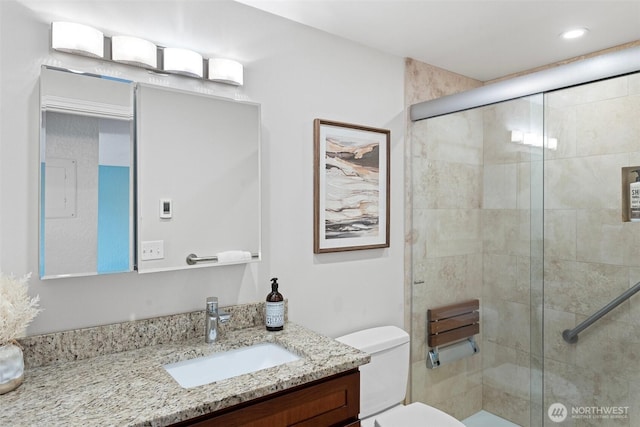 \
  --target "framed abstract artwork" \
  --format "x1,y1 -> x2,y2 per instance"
313,119 -> 390,253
